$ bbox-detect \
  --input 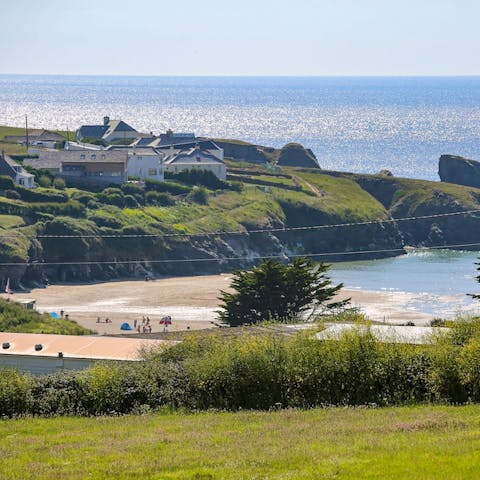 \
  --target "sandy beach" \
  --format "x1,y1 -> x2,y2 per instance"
4,273 -> 471,334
